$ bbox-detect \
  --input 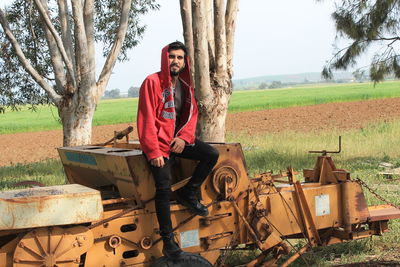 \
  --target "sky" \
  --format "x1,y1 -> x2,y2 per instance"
0,0 -> 366,90
107,0 -> 341,89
